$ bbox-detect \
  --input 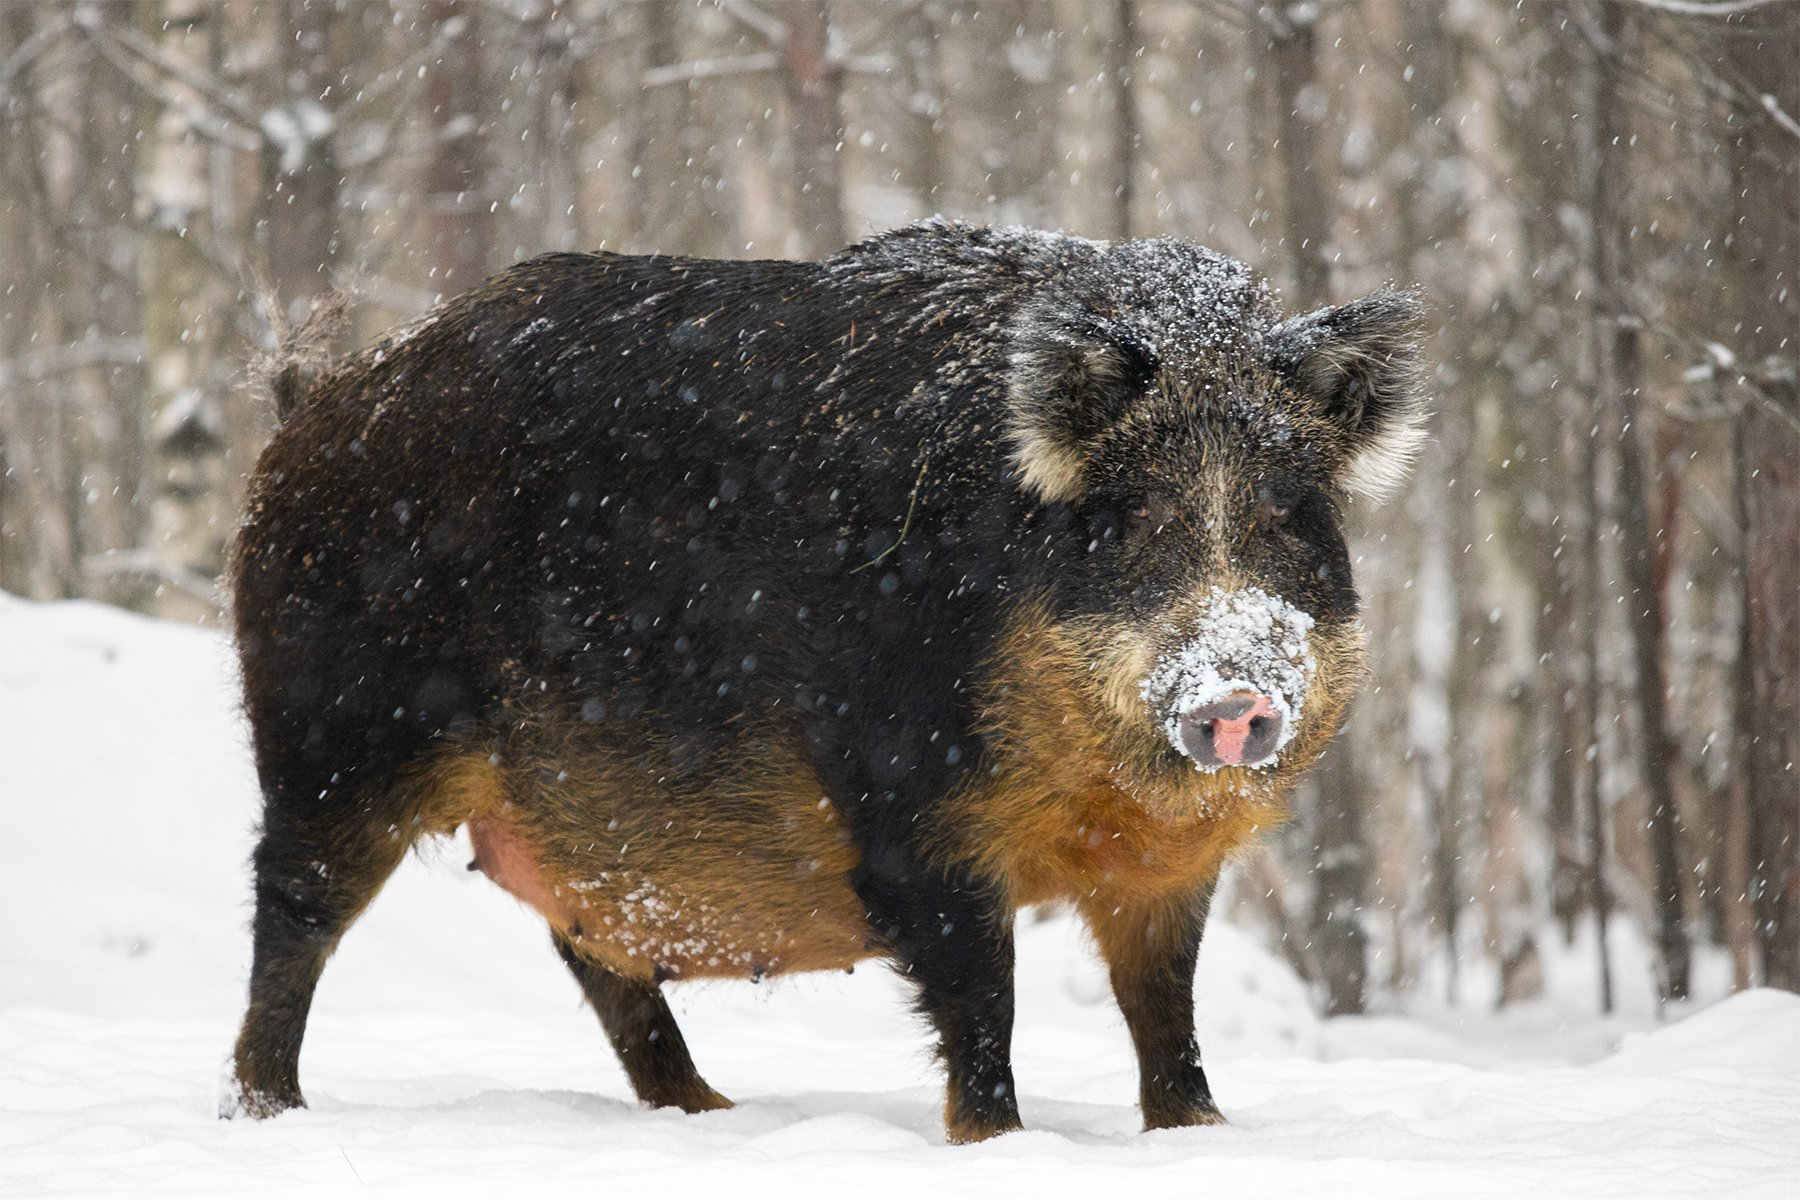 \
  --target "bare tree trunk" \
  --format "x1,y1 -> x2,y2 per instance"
626,1 -> 678,253
260,0 -> 343,327
897,1 -> 946,212
1737,370 -> 1800,990
1268,5 -> 1329,311
420,0 -> 492,296
1580,422 -> 1615,1016
525,8 -> 581,254
1543,492 -> 1588,942
0,7 -> 73,598
75,6 -> 151,610
628,4 -> 739,257
1722,742 -> 1759,990
1582,1 -> 1689,1002
1267,1 -> 1365,1015
50,9 -> 153,605
1397,0 -> 1480,1003
1564,4 -> 1619,1016
777,1 -> 846,258
1108,0 -> 1138,239
1723,3 -> 1800,994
